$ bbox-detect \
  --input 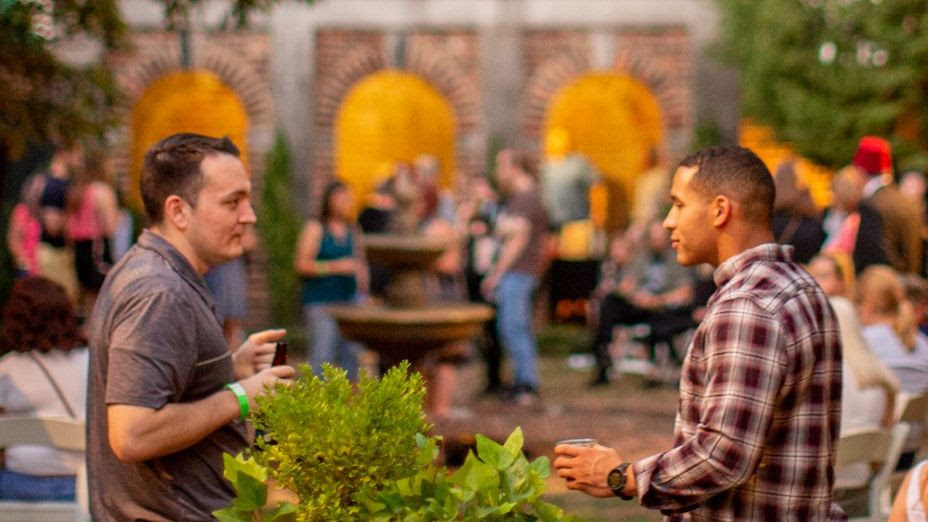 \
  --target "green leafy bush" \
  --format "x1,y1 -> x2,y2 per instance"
252,363 -> 430,520
216,364 -> 574,521
360,427 -> 574,521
